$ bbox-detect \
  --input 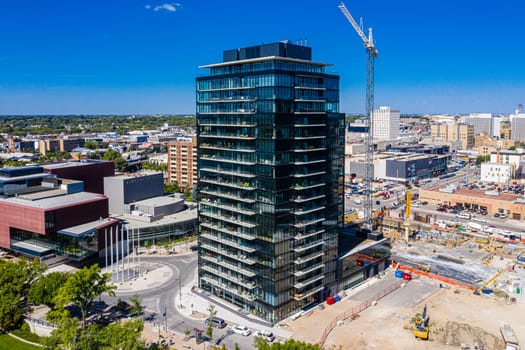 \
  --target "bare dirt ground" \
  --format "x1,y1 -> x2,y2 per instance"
288,273 -> 524,350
